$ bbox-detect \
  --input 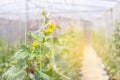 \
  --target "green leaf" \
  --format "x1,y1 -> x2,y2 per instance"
35,68 -> 52,80
28,32 -> 41,40
21,45 -> 30,53
2,66 -> 26,80
13,50 -> 29,60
